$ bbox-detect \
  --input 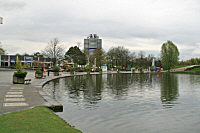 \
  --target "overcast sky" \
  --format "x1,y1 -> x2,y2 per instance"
1,0 -> 200,60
